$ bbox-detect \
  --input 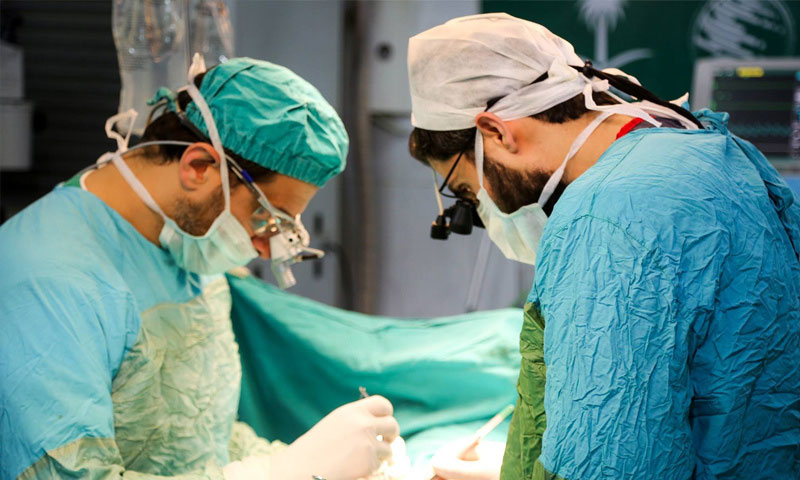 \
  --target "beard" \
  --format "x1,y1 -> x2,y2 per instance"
483,156 -> 568,216
172,185 -> 226,236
